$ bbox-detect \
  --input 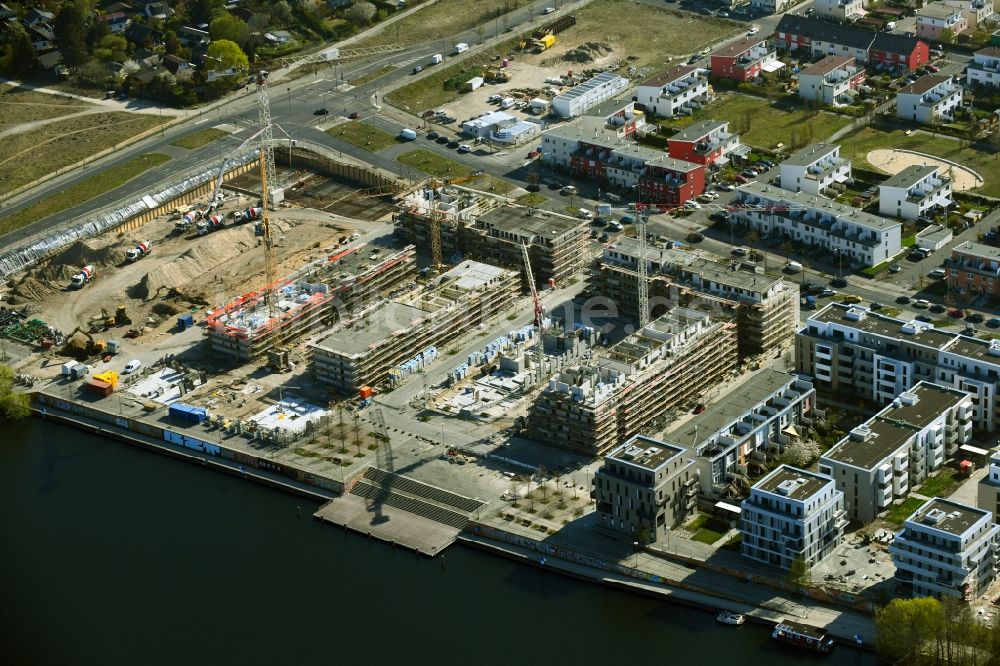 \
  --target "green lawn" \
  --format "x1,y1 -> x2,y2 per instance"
350,65 -> 397,87
516,192 -> 547,206
665,94 -> 852,150
885,497 -> 927,525
0,153 -> 171,237
920,469 -> 960,498
396,149 -> 471,178
692,527 -> 726,545
839,125 -> 1000,198
170,128 -> 227,149
326,121 -> 398,152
